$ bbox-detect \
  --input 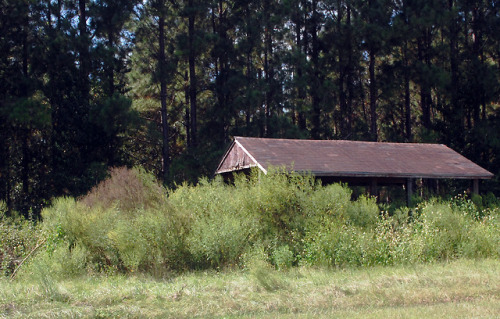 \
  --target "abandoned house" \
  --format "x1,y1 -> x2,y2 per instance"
215,137 -> 494,204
